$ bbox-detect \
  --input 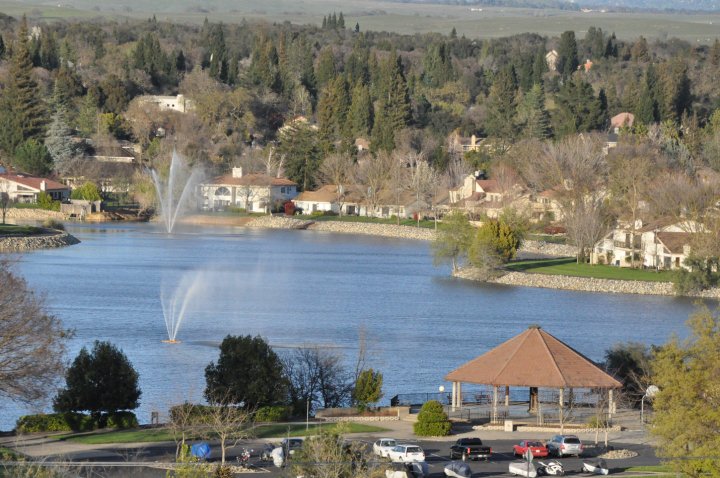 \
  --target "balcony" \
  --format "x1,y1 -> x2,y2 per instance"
613,240 -> 641,249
